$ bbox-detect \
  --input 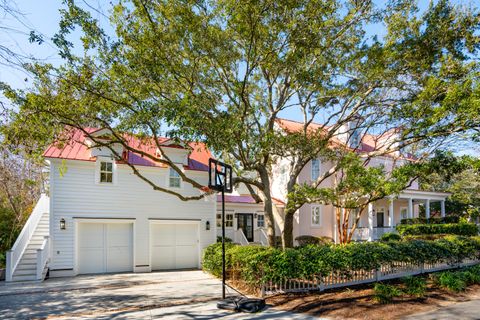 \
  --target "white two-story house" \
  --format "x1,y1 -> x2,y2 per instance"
6,128 -> 218,281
